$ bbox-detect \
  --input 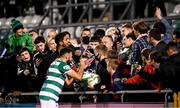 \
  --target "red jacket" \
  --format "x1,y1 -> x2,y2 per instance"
125,64 -> 163,90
